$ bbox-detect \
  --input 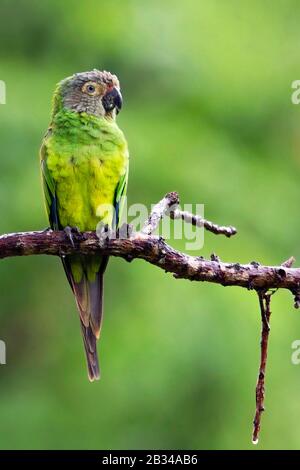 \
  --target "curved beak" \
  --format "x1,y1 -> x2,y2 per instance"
102,88 -> 123,114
